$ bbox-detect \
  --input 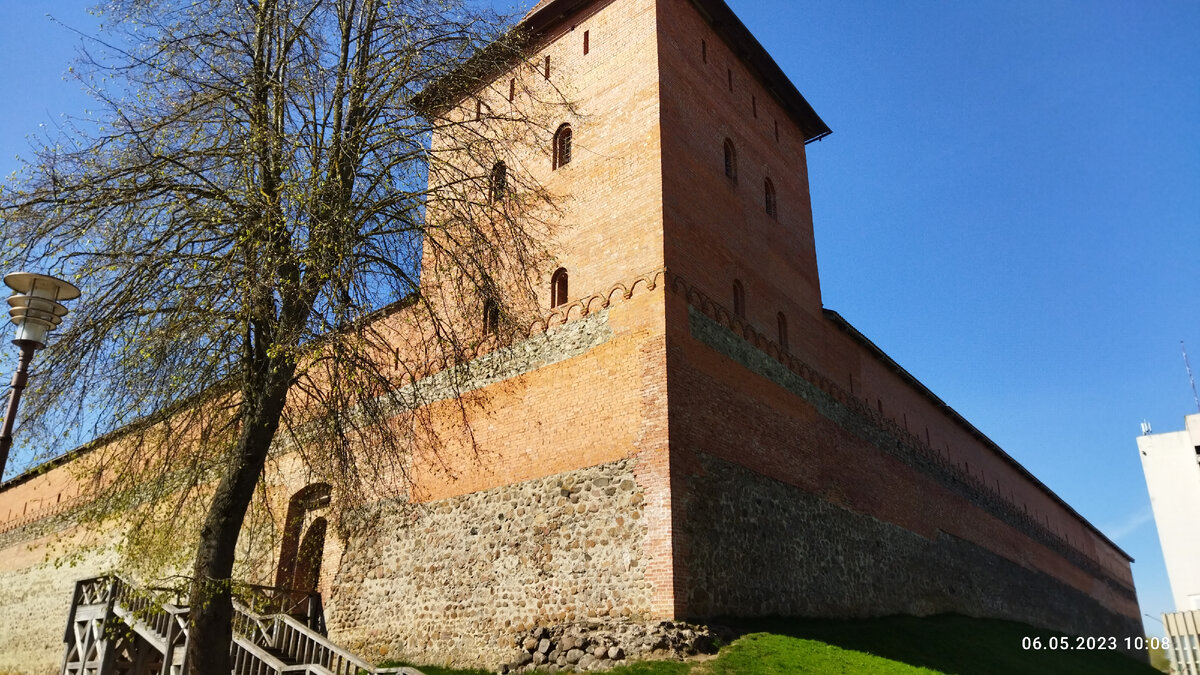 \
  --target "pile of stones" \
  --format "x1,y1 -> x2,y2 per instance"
500,620 -> 721,673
